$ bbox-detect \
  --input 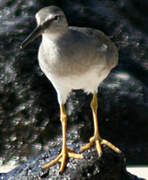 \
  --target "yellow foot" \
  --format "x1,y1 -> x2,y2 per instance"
42,148 -> 83,173
80,136 -> 121,156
